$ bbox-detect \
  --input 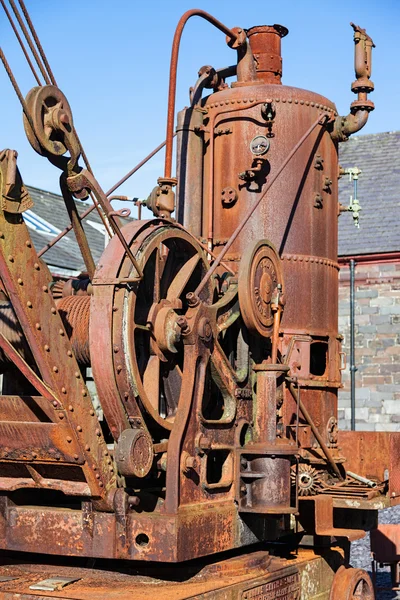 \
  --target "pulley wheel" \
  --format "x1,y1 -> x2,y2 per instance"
238,239 -> 283,337
23,85 -> 74,156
